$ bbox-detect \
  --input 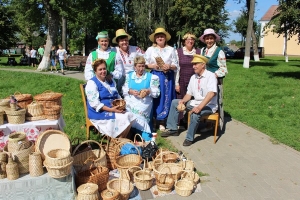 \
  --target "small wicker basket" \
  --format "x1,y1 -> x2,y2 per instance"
29,152 -> 44,177
127,166 -> 141,182
101,189 -> 120,200
44,157 -> 73,178
8,132 -> 30,152
13,92 -> 33,109
133,170 -> 153,190
44,105 -> 62,120
107,178 -> 133,200
112,99 -> 126,111
175,179 -> 194,197
0,99 -> 10,109
26,101 -> 44,117
45,149 -> 71,167
12,141 -> 34,174
6,156 -> 19,180
5,108 -> 26,124
156,166 -> 174,193
0,110 -> 4,125
77,183 -> 100,200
